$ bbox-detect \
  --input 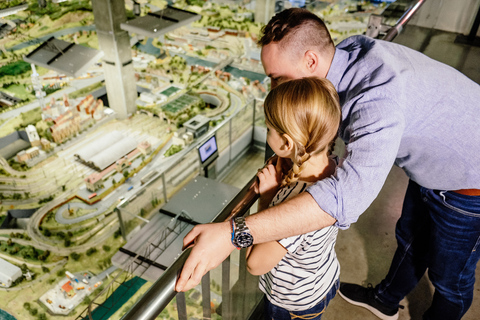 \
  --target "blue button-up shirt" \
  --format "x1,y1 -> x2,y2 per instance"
306,35 -> 480,229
